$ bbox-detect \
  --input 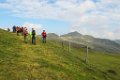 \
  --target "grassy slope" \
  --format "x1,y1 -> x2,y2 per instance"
0,29 -> 120,80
